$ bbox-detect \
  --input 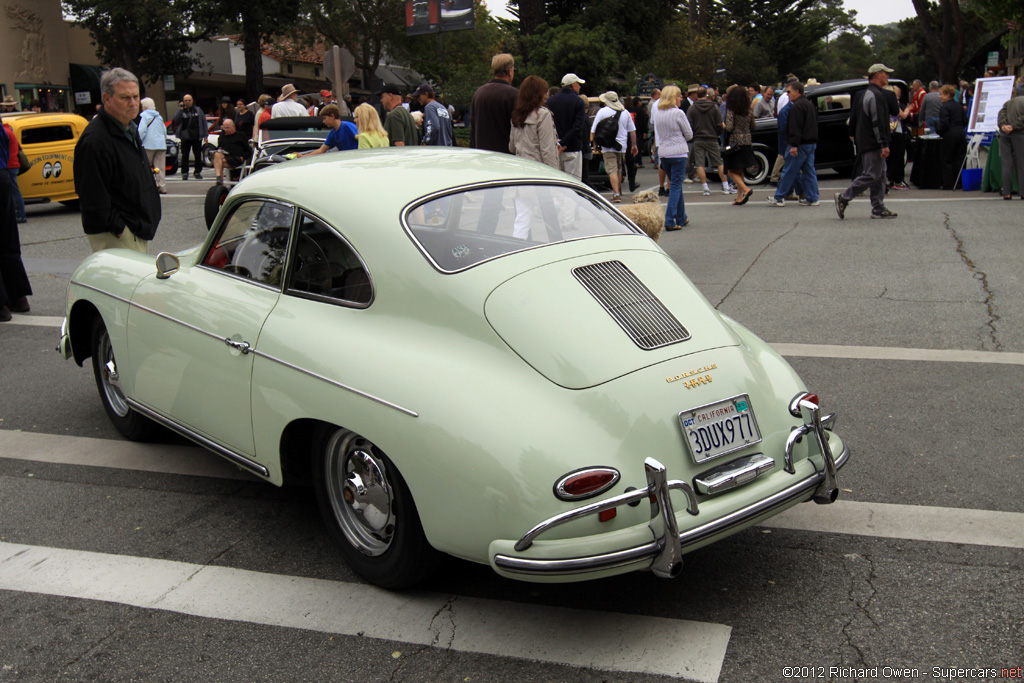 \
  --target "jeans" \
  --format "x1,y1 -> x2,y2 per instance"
661,156 -> 687,227
775,144 -> 818,202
